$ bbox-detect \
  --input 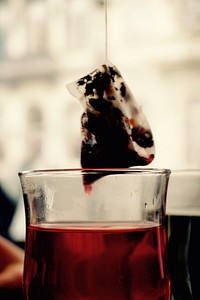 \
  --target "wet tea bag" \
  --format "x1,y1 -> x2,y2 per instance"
67,61 -> 155,187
